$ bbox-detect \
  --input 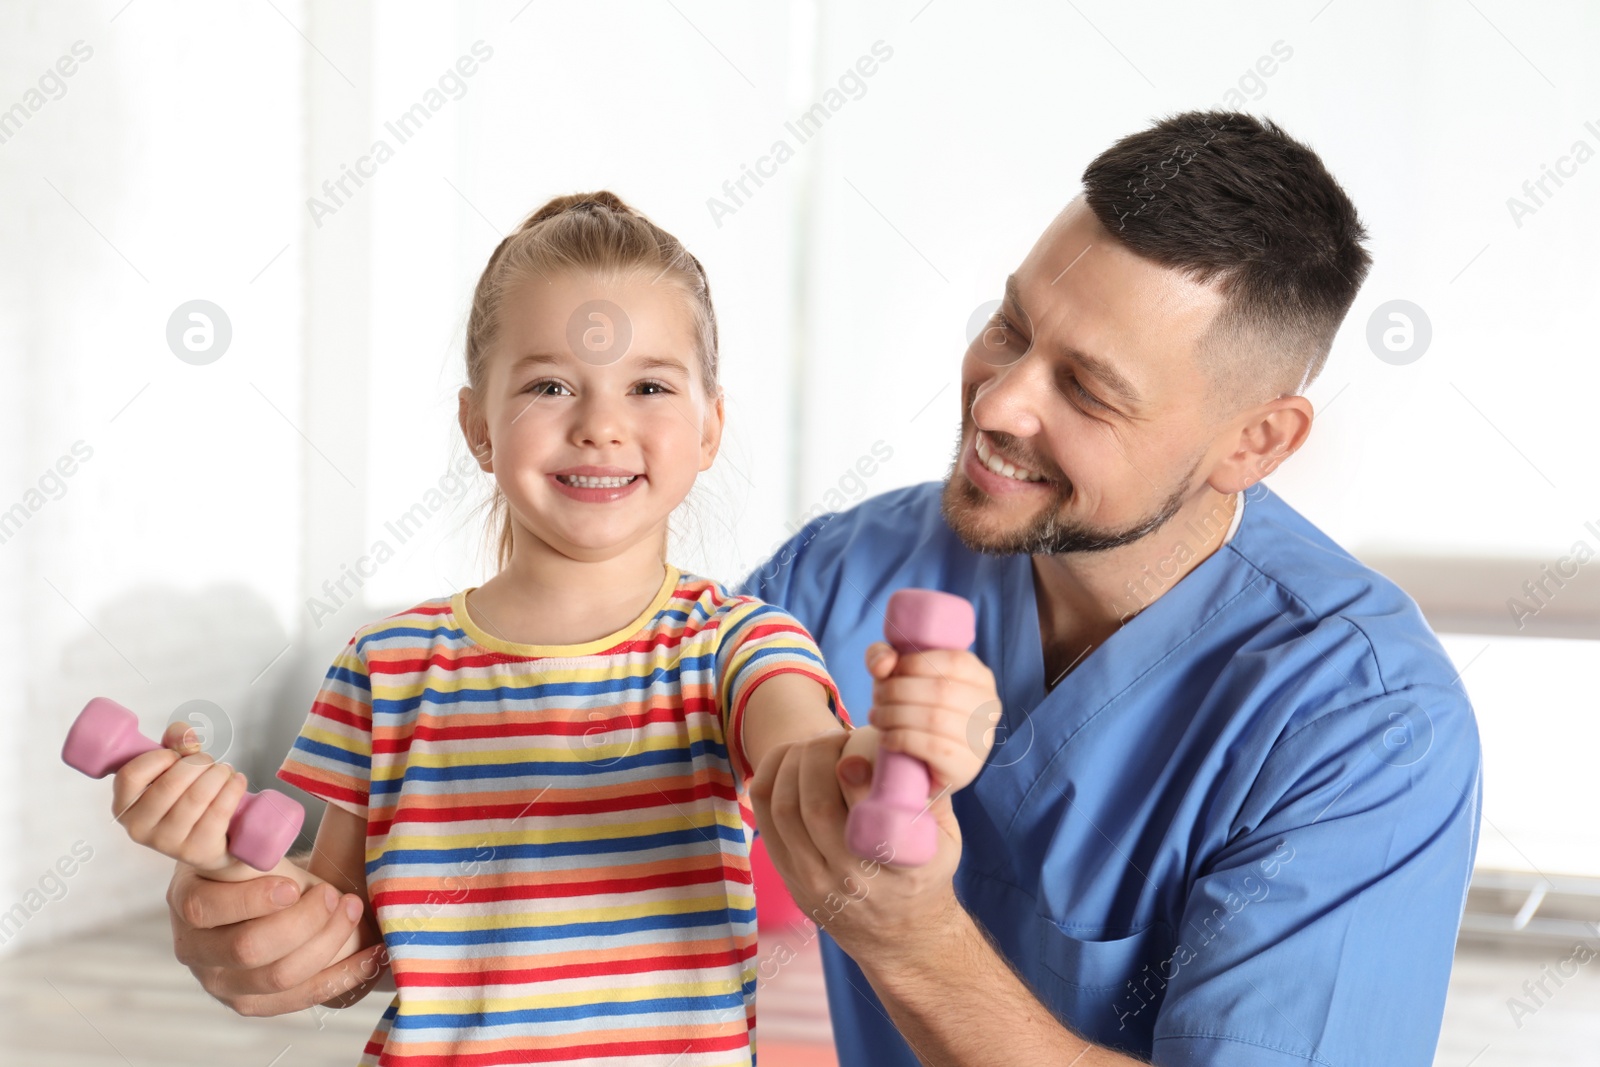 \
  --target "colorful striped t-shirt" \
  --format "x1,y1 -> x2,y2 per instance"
277,565 -> 849,1067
